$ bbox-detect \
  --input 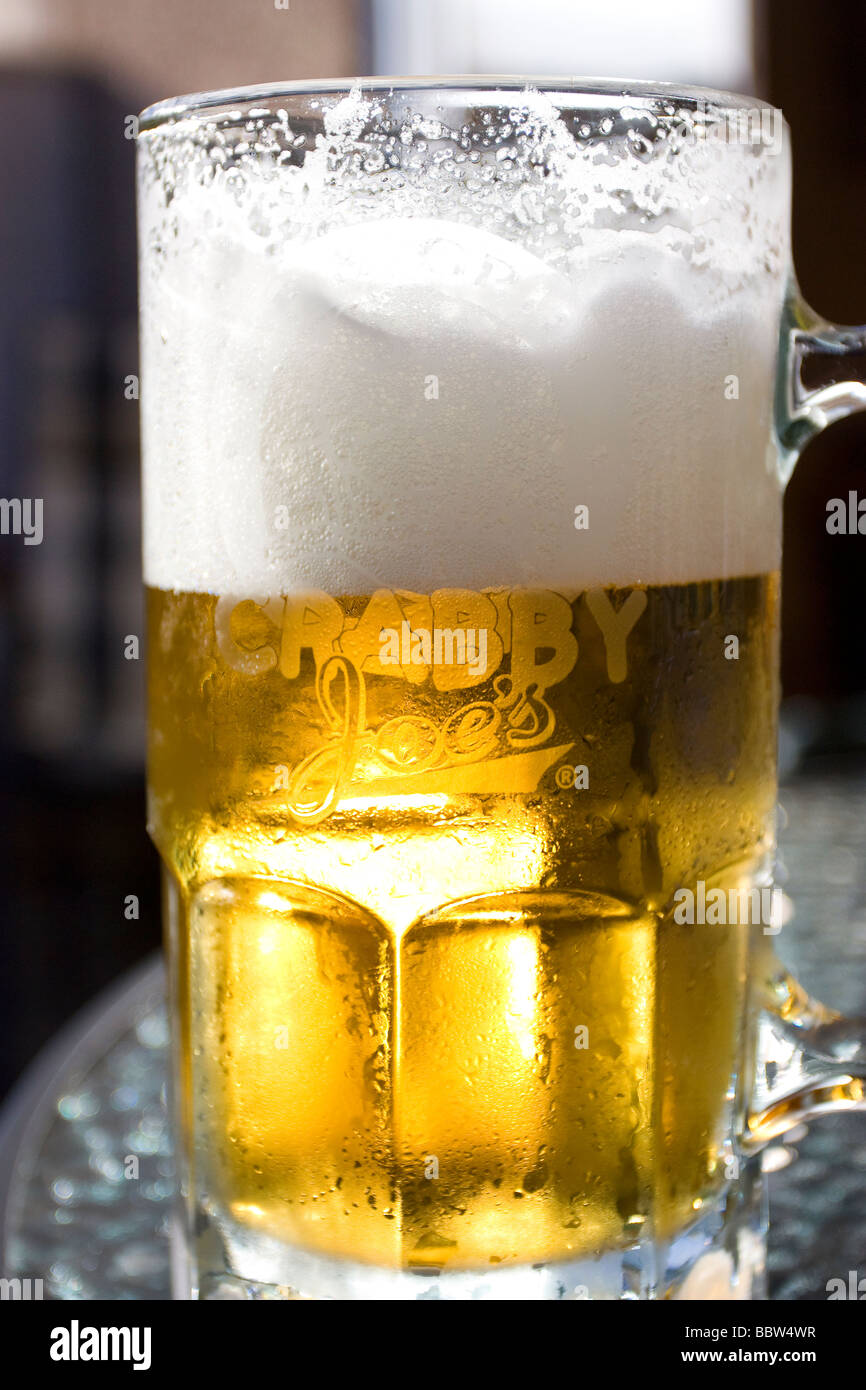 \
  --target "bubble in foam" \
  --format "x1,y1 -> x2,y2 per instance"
290,218 -> 578,349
